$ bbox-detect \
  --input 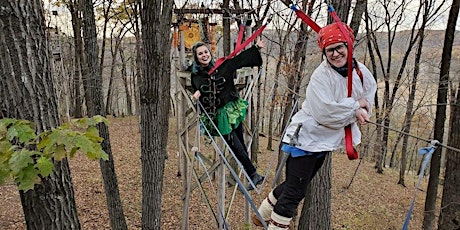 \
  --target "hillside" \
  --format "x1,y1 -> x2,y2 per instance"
0,116 -> 436,229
